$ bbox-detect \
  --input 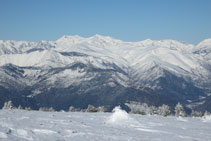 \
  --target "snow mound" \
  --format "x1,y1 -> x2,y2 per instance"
106,106 -> 132,124
202,115 -> 211,122
176,117 -> 187,122
0,132 -> 7,139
